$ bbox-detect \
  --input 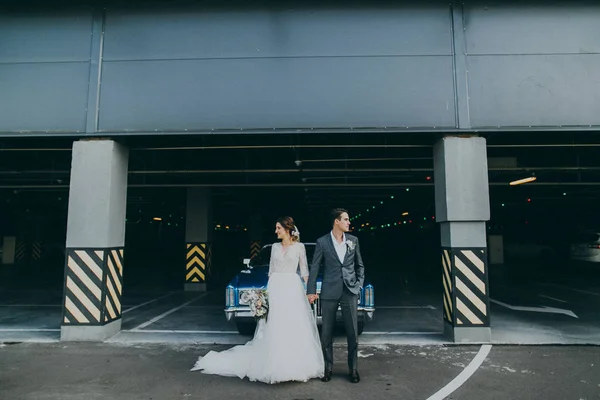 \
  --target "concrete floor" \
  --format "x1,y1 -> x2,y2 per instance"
1,262 -> 599,345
